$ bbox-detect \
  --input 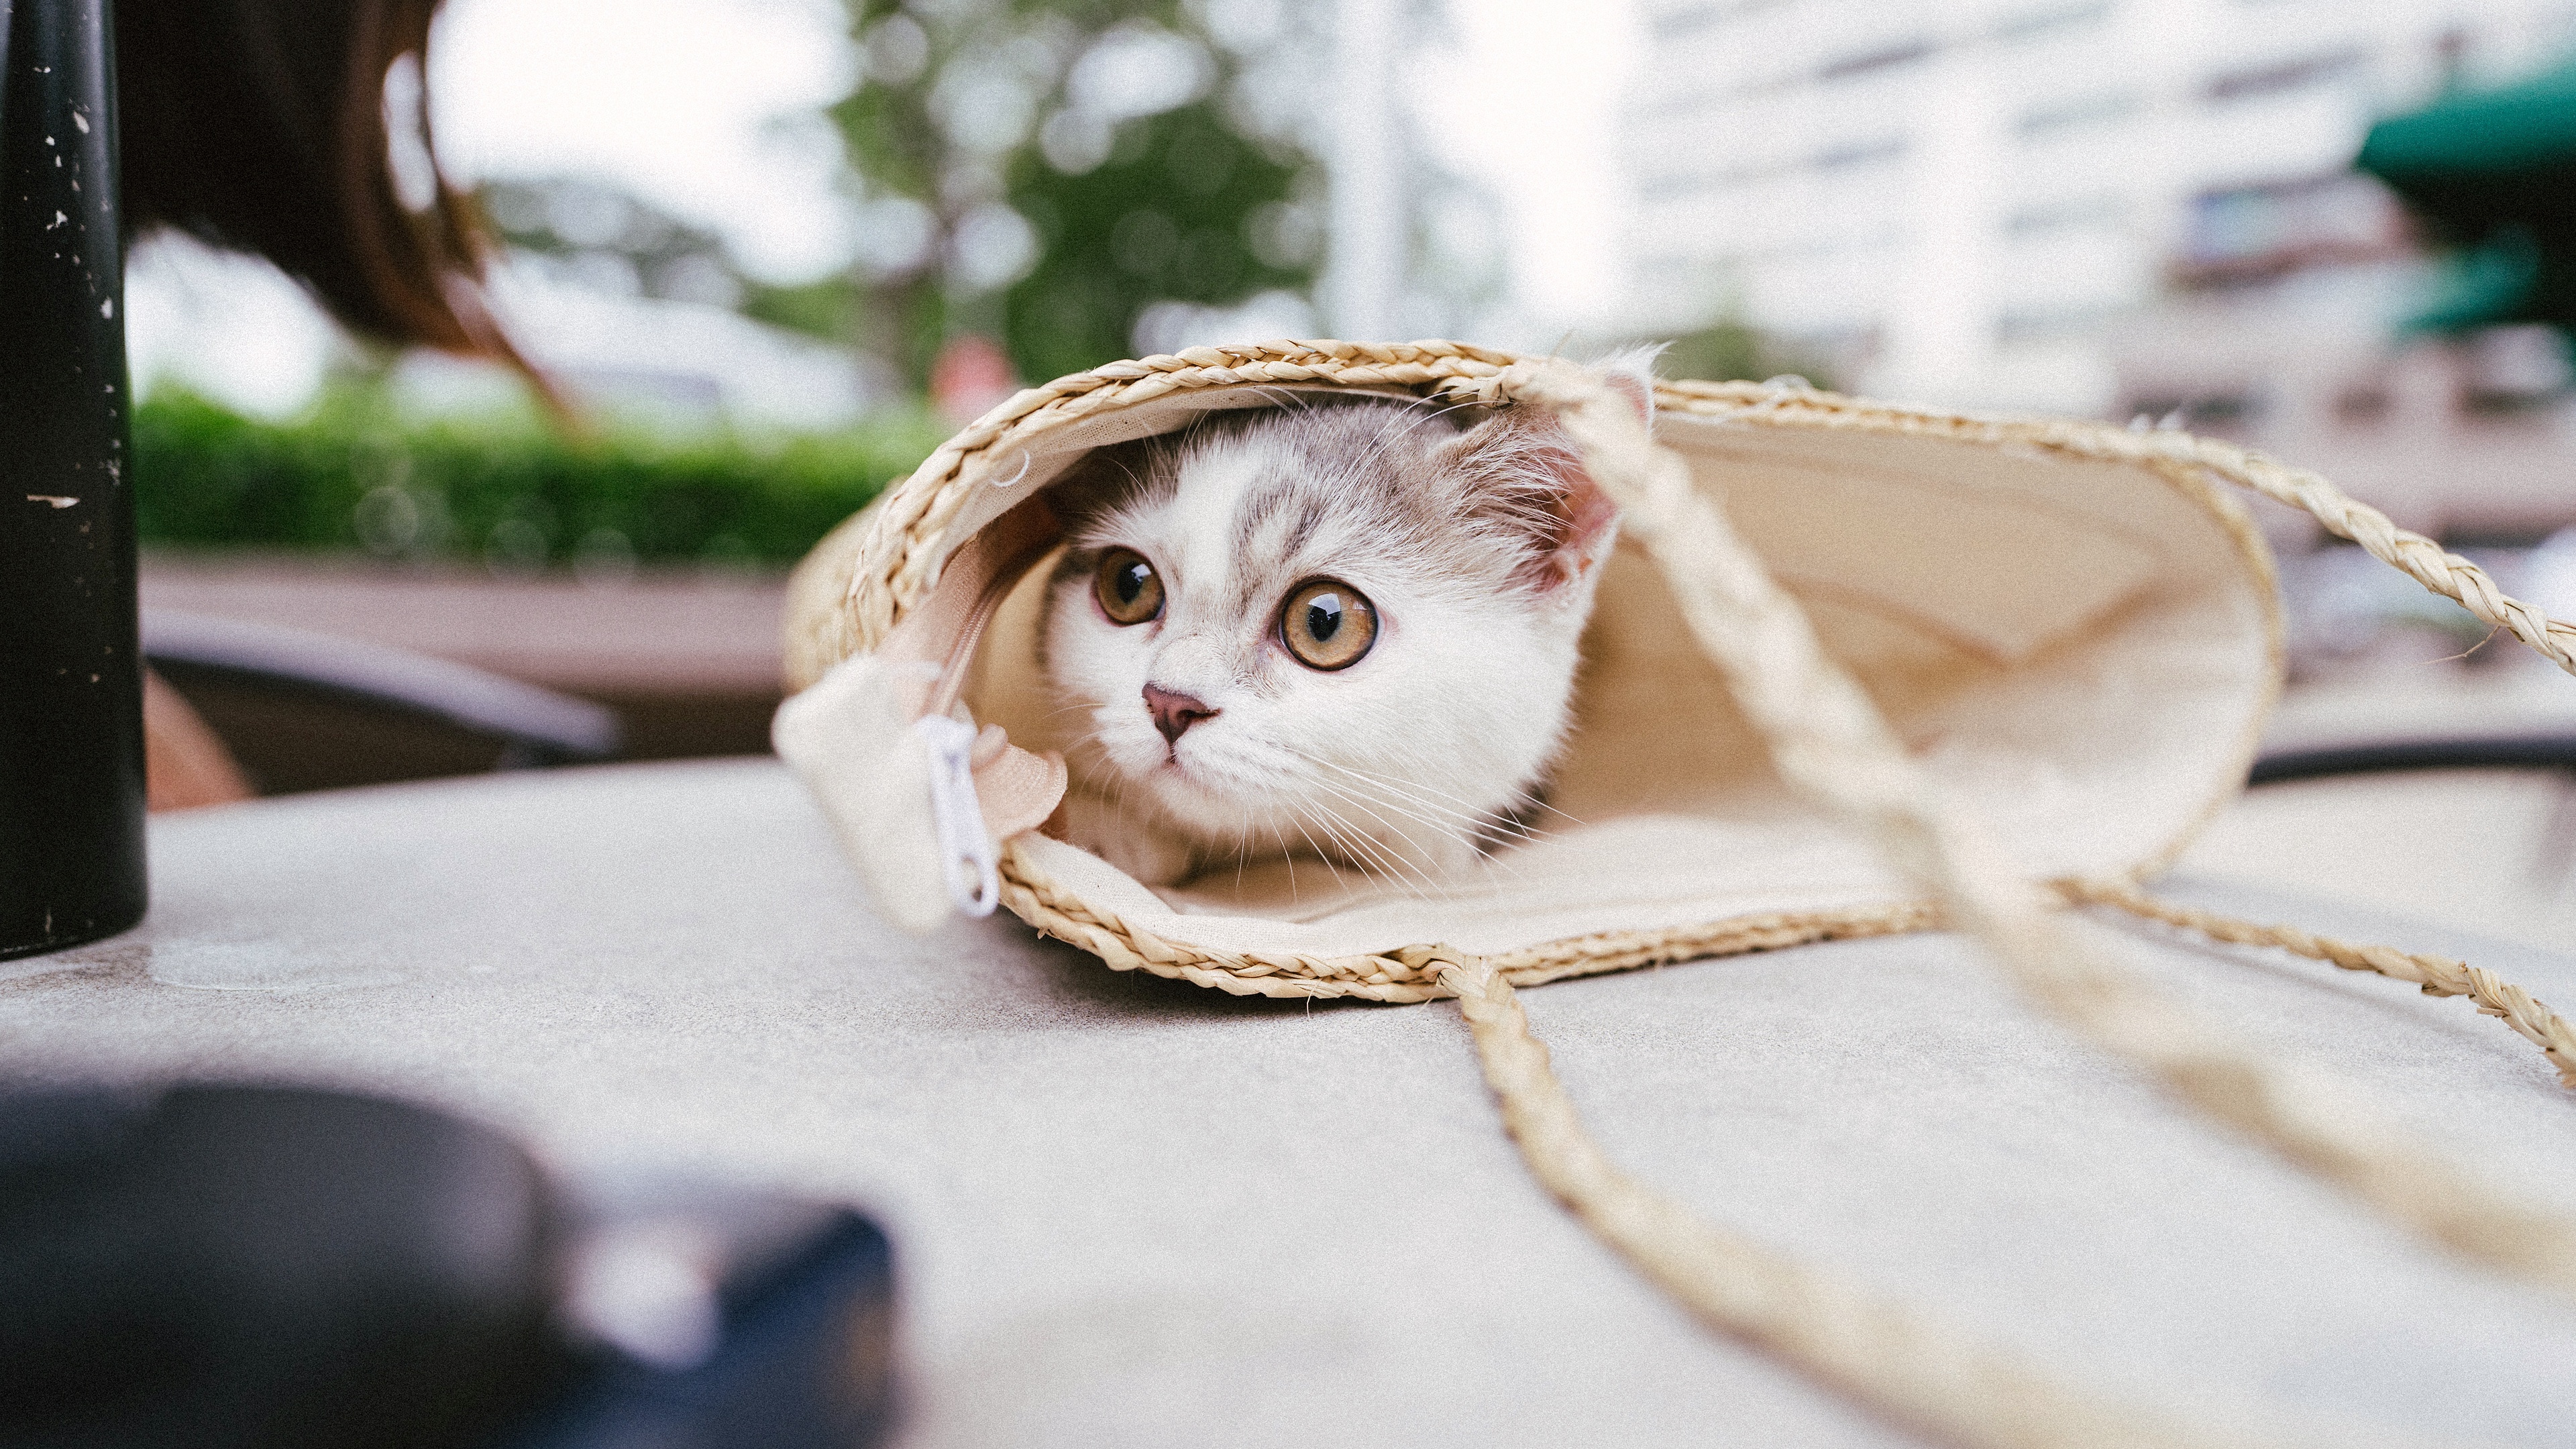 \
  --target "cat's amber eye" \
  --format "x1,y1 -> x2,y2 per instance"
1279,578 -> 1377,671
1093,548 -> 1165,625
